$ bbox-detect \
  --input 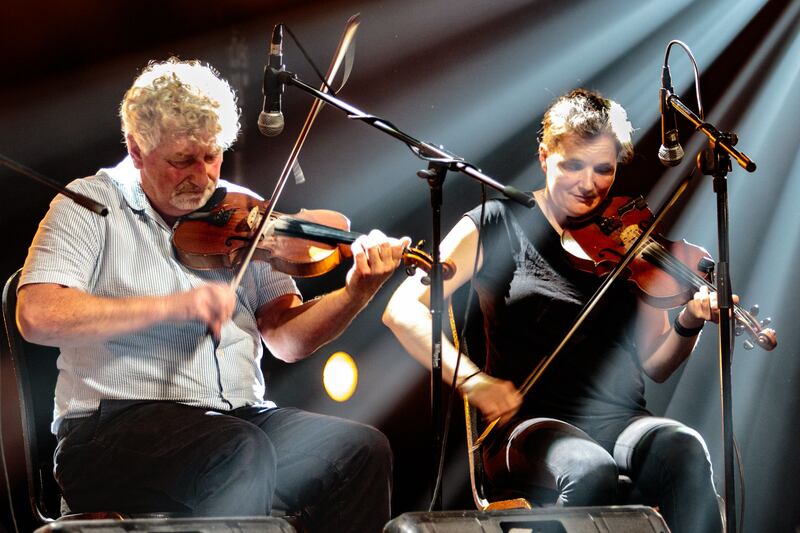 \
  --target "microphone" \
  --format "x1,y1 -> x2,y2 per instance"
258,24 -> 285,137
658,65 -> 684,166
